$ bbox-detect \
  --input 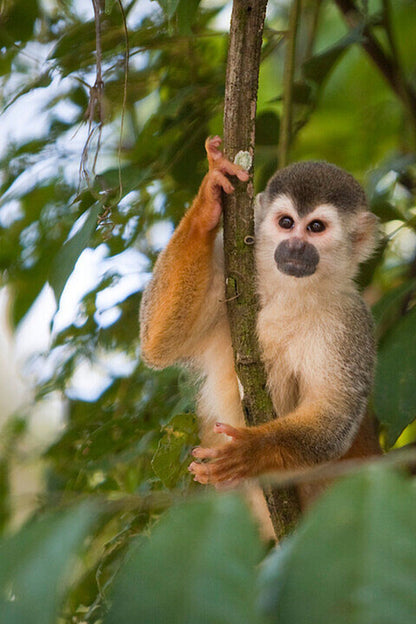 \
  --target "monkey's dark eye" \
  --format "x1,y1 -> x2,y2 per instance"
307,220 -> 326,233
278,216 -> 294,230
